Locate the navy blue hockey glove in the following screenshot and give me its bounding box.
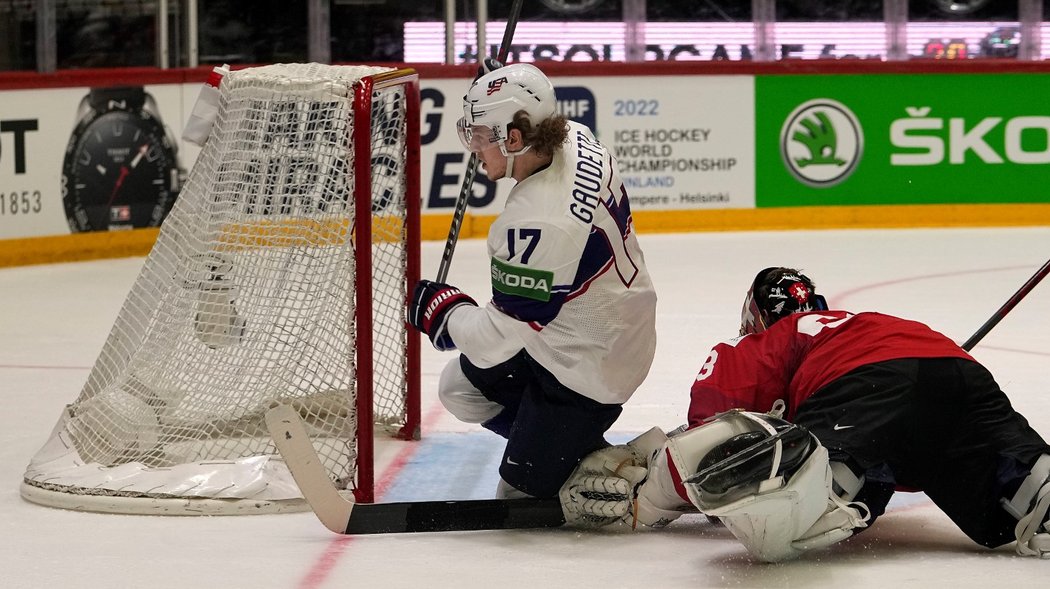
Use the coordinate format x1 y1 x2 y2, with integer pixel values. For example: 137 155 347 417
407 280 477 351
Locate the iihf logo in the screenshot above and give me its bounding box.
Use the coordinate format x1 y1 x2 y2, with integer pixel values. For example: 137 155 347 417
487 77 509 95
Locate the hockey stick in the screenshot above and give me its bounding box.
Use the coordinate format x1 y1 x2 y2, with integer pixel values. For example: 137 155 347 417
961 257 1050 352
435 0 525 282
265 403 565 534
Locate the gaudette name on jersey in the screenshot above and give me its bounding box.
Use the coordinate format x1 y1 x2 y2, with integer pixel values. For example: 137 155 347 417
569 130 606 225
491 257 554 301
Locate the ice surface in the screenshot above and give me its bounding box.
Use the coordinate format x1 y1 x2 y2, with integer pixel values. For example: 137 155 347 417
2 227 1048 588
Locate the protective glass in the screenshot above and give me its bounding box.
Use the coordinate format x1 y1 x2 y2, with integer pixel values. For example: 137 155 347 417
456 118 500 153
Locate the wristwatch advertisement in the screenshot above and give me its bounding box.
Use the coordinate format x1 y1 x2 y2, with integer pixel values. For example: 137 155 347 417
61 86 182 232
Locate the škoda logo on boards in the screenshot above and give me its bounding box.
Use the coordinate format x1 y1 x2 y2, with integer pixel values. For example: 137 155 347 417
780 98 864 188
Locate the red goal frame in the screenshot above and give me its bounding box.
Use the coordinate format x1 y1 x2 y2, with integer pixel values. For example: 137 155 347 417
353 69 422 503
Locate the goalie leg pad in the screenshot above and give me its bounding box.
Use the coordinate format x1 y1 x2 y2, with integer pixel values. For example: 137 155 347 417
631 446 695 528
663 415 761 506
682 411 869 562
790 490 870 554
627 426 671 464
626 417 760 528
702 444 864 562
1004 454 1050 557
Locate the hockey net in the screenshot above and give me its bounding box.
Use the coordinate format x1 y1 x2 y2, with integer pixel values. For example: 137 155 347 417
21 63 420 514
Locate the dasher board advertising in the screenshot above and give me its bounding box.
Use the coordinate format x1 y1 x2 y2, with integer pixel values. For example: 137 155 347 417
757 73 1050 206
420 75 755 216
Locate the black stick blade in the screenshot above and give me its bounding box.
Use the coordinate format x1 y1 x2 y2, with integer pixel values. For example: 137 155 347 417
346 498 565 534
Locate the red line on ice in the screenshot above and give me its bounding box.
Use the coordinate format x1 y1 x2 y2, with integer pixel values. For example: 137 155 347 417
296 401 449 589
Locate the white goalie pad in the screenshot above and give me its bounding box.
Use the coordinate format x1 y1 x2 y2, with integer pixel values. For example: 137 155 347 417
628 416 763 528
581 411 871 543
1004 454 1050 557
701 444 839 562
667 411 868 561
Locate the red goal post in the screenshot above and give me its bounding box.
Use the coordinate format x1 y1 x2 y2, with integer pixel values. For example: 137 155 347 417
352 68 422 502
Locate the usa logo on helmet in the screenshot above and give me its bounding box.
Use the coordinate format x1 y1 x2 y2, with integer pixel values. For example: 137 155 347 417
487 77 509 95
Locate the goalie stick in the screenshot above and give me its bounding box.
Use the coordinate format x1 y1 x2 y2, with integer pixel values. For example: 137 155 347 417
961 256 1050 352
265 403 565 534
436 0 525 282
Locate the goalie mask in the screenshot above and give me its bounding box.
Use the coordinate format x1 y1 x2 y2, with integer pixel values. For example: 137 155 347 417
740 267 828 336
457 63 556 157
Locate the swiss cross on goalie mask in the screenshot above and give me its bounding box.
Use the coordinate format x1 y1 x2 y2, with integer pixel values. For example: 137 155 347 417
769 277 813 316
787 281 811 306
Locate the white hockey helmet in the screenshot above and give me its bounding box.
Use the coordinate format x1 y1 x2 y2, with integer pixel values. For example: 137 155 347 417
457 63 557 156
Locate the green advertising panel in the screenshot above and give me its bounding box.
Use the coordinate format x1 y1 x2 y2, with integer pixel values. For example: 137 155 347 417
756 73 1050 207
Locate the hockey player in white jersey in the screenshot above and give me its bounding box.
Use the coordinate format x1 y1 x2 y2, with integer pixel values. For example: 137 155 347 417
407 62 658 500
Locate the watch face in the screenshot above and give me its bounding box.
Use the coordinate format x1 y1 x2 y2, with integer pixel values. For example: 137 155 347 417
62 107 179 232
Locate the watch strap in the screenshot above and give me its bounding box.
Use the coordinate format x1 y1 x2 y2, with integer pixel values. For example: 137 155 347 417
88 86 146 112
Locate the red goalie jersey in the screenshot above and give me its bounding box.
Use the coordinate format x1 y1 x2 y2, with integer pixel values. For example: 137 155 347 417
687 311 973 427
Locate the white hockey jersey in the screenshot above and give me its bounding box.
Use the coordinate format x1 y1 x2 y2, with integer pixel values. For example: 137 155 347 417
447 121 658 405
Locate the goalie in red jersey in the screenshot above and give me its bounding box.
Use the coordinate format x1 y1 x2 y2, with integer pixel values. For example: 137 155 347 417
558 267 1050 562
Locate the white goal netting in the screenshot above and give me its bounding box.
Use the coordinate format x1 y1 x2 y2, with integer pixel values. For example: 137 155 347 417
21 63 420 515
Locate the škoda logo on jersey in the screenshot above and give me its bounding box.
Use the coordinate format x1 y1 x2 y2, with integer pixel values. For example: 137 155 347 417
487 77 509 95
491 257 553 301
